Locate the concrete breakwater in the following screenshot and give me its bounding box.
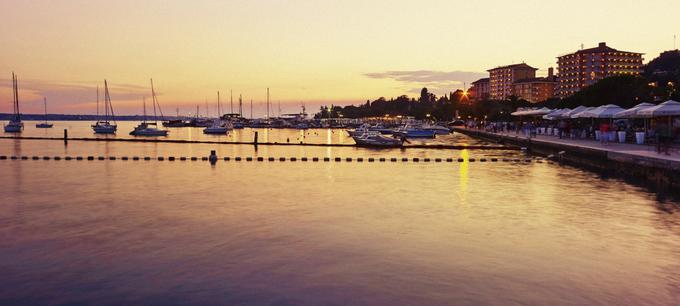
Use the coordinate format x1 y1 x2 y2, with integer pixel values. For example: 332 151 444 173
453 127 680 189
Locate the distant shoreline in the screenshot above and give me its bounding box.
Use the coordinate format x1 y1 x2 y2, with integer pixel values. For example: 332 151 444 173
0 114 186 121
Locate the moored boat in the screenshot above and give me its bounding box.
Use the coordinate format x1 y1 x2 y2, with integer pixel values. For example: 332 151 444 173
352 131 404 147
162 119 187 127
4 73 24 133
393 125 436 138
92 81 118 134
36 97 53 128
421 123 451 135
130 122 168 136
130 79 168 137
203 91 233 134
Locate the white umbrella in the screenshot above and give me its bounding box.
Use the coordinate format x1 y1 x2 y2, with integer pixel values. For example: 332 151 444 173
512 107 552 117
637 100 680 117
543 108 571 120
560 106 587 119
570 107 596 118
613 103 656 118
580 104 625 118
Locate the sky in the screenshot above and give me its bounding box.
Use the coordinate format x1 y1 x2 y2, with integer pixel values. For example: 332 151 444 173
1 0 679 116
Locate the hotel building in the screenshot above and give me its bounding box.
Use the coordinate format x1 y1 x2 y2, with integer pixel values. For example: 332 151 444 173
488 63 537 100
512 68 558 103
468 78 490 101
556 42 643 97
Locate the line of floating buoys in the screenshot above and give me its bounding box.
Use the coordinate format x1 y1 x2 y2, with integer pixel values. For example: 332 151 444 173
0 154 548 164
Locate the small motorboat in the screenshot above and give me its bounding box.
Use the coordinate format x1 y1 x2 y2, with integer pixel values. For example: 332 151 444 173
36 122 54 128
421 124 451 135
203 120 232 134
352 131 404 147
130 122 168 136
393 125 436 138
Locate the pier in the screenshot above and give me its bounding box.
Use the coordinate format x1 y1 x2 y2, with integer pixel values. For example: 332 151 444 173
454 127 680 188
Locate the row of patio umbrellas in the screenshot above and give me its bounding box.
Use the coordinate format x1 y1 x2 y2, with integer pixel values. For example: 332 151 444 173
511 100 680 119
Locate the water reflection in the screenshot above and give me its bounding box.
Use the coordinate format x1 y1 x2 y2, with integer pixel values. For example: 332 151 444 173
458 149 469 206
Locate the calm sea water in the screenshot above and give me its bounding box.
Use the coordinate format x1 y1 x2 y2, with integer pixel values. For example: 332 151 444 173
1 123 679 305
8 121 481 146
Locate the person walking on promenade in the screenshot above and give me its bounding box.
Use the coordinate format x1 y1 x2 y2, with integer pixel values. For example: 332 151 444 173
558 120 566 139
600 122 610 145
655 121 671 155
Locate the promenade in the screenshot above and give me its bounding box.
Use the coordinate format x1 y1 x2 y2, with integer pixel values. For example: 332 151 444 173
477 129 680 163
454 127 680 188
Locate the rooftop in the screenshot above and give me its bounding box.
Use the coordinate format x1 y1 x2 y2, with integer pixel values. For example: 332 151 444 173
514 76 557 84
471 77 490 84
487 63 537 72
558 42 643 58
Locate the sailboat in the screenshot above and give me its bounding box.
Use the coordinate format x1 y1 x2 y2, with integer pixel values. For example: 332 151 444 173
130 79 168 136
204 91 232 134
92 81 118 134
36 97 53 128
4 72 23 133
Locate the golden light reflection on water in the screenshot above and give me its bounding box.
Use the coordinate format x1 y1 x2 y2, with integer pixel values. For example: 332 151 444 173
458 149 469 204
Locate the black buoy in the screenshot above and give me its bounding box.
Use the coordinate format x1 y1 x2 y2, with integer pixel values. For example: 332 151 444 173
209 150 218 164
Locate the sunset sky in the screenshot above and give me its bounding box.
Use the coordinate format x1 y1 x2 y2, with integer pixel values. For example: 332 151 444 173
1 0 679 116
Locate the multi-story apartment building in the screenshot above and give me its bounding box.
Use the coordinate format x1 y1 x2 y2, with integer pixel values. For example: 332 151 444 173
468 77 490 101
488 63 537 100
557 42 643 97
512 68 558 103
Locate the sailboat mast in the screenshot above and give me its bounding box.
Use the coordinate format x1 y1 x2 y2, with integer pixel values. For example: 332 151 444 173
239 94 242 118
217 91 221 118
43 97 47 117
104 80 109 121
12 73 17 118
230 89 233 115
250 99 253 119
149 78 164 122
143 96 147 123
103 80 116 123
152 94 157 124
266 87 270 119
96 85 99 119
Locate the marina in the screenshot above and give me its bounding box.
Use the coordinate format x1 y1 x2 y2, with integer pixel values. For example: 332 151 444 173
3 1 680 305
